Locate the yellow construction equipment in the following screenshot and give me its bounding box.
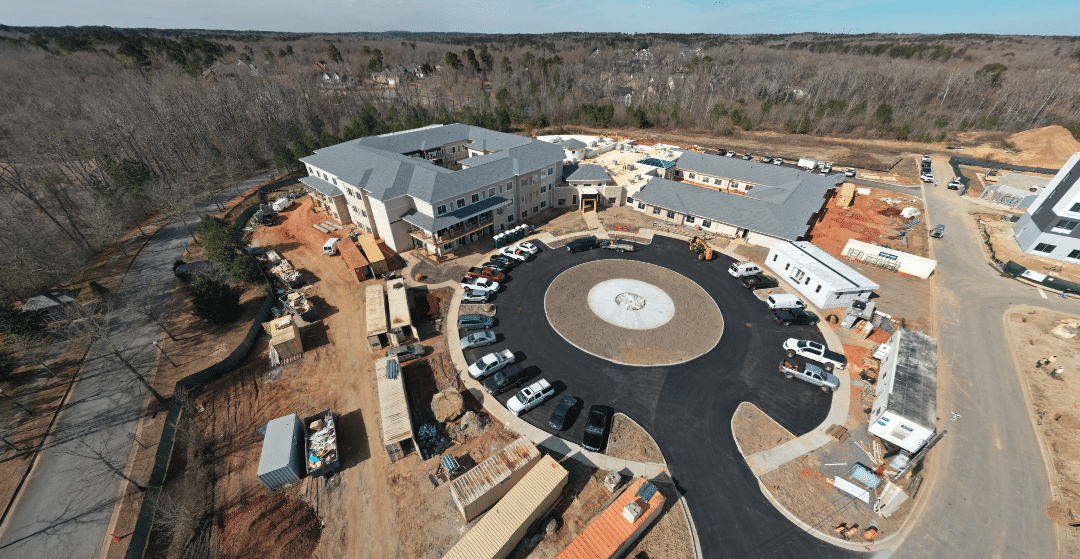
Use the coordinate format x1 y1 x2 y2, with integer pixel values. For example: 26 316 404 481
689 237 714 261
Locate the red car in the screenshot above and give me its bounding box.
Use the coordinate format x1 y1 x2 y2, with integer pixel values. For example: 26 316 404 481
465 267 506 282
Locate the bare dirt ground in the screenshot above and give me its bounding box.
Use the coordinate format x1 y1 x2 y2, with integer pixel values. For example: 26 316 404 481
538 208 591 238
1005 309 1080 557
606 412 663 463
809 186 930 259
975 211 1080 285
732 403 796 457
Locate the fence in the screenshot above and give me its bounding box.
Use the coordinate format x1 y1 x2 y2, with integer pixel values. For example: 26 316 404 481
1002 260 1080 295
125 179 282 559
949 156 1058 176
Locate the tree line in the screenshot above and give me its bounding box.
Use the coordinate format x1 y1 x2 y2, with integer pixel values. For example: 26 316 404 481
1 27 1079 299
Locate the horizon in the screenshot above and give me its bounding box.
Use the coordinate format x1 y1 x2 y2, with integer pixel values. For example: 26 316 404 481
4 0 1077 37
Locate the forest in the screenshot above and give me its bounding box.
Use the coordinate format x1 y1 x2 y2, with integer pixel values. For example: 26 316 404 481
1 25 1080 298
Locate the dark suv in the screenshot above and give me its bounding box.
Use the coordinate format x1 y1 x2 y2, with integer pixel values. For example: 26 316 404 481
740 274 779 290
482 364 529 396
565 236 599 253
582 405 613 452
774 308 820 326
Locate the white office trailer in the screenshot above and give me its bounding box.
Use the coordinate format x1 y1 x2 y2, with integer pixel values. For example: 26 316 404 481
765 241 880 309
868 329 938 454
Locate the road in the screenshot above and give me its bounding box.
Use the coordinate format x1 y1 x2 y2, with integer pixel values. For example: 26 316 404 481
891 159 1059 559
0 171 275 559
467 237 860 559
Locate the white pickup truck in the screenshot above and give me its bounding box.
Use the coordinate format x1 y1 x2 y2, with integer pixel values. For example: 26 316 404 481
468 349 516 379
782 338 847 370
506 379 554 416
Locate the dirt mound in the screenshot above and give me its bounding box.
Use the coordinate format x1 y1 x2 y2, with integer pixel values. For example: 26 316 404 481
431 389 464 422
1007 126 1080 167
219 494 322 559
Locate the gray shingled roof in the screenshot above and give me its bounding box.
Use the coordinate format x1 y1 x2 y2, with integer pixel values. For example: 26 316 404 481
676 150 830 190
559 138 587 149
300 175 344 198
631 176 833 241
564 164 612 183
301 124 563 204
402 196 508 232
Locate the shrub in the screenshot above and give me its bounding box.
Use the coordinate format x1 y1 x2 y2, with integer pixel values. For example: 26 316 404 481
189 274 240 324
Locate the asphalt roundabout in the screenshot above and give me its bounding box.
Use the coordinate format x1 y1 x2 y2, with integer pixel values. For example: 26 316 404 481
544 260 723 366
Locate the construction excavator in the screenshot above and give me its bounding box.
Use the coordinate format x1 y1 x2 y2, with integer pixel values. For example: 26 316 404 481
689 237 714 261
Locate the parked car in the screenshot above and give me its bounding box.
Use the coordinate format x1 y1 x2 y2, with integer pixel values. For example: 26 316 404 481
484 259 512 273
566 236 600 253
930 224 946 238
515 241 540 255
766 293 806 310
385 344 425 363
740 273 779 290
548 396 581 430
461 289 492 304
947 177 963 189
782 338 848 370
506 379 554 416
773 158 784 165
774 308 819 326
460 330 497 350
779 360 840 392
483 364 529 396
845 168 857 177
468 349 516 379
582 405 613 452
461 277 500 293
921 154 932 164
726 150 736 157
920 173 934 183
457 314 494 330
488 254 515 267
761 155 774 164
465 267 506 282
499 246 530 262
742 153 753 160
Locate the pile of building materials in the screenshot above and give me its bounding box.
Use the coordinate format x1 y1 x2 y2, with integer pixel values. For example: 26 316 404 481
304 409 339 478
280 289 318 322
269 257 304 288
449 438 541 521
262 316 303 366
835 183 855 207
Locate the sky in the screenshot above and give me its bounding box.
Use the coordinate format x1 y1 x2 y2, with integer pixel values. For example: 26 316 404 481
4 0 1077 36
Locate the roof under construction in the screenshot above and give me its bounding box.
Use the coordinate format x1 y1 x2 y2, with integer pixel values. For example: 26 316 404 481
556 477 666 559
357 234 385 264
366 283 388 336
375 357 414 446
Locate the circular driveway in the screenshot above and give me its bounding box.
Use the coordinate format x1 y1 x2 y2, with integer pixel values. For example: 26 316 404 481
545 260 723 366
461 235 858 558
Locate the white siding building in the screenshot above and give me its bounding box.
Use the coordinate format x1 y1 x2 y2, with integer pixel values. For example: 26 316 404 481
1012 152 1080 262
765 241 880 309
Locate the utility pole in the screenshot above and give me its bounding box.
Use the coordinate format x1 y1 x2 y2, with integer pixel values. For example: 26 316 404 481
153 341 177 368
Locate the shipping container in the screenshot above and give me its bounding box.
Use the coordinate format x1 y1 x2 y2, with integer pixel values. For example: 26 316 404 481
386 278 413 346
366 283 389 350
256 414 303 490
442 454 568 559
376 357 415 462
357 235 389 276
555 477 666 559
450 438 541 521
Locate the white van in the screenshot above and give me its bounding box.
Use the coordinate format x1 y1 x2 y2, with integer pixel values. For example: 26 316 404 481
272 197 294 212
766 294 806 310
323 238 341 256
728 261 762 278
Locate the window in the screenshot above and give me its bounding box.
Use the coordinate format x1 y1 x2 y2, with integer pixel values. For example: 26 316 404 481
1035 243 1057 253
559 199 566 205
773 254 779 261
489 188 495 196
1071 203 1080 213
332 178 337 185
701 177 710 184
685 215 696 224
608 197 616 204
540 201 547 208
702 220 711 228
815 285 822 293
533 206 539 213
522 210 529 218
1055 219 1079 231
805 277 811 285
498 185 503 193
507 213 515 222
437 205 447 215
540 185 547 193
784 263 790 270
638 202 646 209
547 168 554 176
509 199 514 207
457 198 466 209
506 182 513 190
450 146 456 153
472 193 480 203
688 173 696 179
1070 250 1080 259
666 210 675 219
627 197 634 204
361 210 367 218
652 207 661 215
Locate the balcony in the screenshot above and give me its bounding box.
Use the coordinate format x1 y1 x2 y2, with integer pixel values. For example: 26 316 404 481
409 210 494 245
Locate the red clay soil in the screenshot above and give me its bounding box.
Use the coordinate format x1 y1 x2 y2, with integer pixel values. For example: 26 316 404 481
218 493 322 559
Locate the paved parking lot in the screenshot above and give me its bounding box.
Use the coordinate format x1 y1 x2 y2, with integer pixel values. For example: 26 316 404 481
459 236 860 558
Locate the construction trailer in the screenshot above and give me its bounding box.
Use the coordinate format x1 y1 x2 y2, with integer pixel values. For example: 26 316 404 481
256 414 303 490
386 278 414 346
555 477 667 559
868 329 939 454
365 283 389 350
449 437 542 521
765 241 880 309
262 316 304 366
338 238 370 282
376 357 415 462
357 235 389 276
442 454 569 559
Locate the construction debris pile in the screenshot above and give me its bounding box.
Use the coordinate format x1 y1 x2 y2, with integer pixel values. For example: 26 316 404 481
266 250 304 288
417 423 448 460
306 413 338 474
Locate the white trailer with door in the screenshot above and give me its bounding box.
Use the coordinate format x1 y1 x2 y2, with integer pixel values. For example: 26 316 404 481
868 329 938 454
765 241 880 309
